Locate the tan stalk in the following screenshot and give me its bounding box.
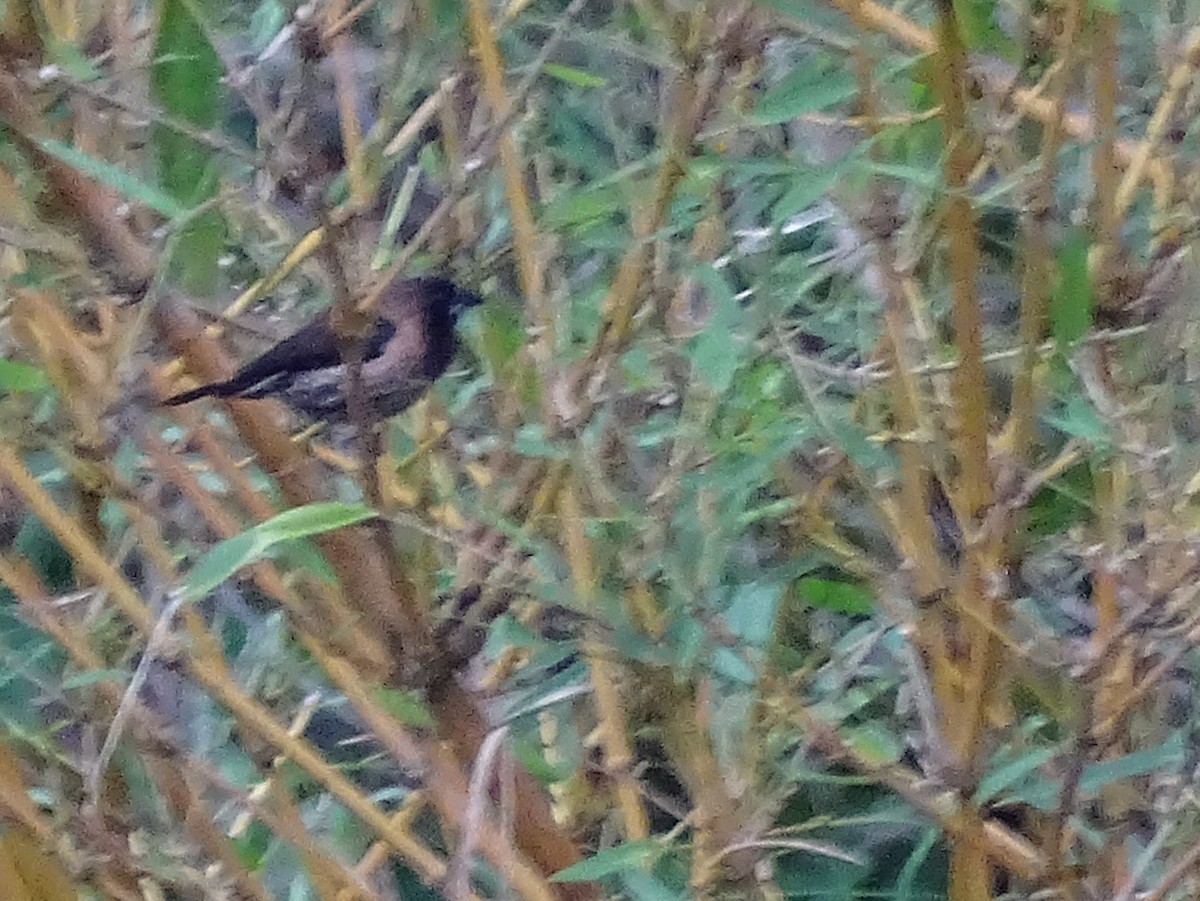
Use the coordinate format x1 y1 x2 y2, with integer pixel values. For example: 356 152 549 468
1086 13 1135 893
0 782 139 901
789 698 1046 880
313 644 577 901
77 439 548 900
1090 10 1121 293
589 4 748 369
927 0 1003 895
649 673 767 896
558 479 651 841
1114 28 1200 222
846 0 949 662
465 0 544 312
137 422 388 670
324 0 368 208
1009 0 1082 455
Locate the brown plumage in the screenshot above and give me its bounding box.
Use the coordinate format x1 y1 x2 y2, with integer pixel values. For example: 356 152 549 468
163 276 481 423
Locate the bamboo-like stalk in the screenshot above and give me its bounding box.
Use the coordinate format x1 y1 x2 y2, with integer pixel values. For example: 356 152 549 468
1091 10 1121 295
325 0 369 209
465 0 544 313
1115 29 1200 222
138 421 389 670
589 4 748 368
558 478 651 842
0 802 139 901
1086 15 1135 893
926 0 1002 896
652 672 765 896
1009 0 1083 455
311 642 567 901
840 2 963 764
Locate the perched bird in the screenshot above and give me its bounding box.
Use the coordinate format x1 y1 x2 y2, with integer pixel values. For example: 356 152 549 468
163 276 481 423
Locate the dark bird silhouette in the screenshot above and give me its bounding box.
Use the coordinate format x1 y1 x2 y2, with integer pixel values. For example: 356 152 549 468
163 276 481 423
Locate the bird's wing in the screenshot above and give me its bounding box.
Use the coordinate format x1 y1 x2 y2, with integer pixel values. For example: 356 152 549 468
218 311 397 397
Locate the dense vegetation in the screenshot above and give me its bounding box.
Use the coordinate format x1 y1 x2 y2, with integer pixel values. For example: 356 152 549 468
1 0 1199 898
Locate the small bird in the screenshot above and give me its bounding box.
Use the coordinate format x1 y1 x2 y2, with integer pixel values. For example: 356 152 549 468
163 275 481 423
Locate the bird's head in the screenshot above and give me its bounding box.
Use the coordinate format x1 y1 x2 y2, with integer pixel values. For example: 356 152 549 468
404 276 483 323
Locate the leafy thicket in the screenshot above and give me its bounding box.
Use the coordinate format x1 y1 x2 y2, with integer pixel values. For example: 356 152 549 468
1 0 1199 899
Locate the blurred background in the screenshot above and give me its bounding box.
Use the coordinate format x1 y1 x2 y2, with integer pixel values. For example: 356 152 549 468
2 0 1200 898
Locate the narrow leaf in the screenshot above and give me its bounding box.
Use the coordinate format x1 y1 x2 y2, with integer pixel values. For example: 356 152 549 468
753 54 857 124
543 63 607 88
551 840 664 882
253 502 376 543
796 578 874 614
182 503 375 601
1051 229 1093 346
35 138 188 219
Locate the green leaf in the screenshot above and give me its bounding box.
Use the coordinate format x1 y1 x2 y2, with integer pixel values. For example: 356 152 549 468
62 669 128 689
1079 732 1184 792
724 582 783 647
772 165 842 222
1051 229 1093 347
372 687 436 729
1044 395 1110 450
712 646 757 684
252 502 377 543
543 184 624 230
687 264 743 393
543 63 607 88
975 747 1057 803
1026 463 1092 535
841 723 903 764
152 0 222 130
513 424 570 460
270 539 338 585
183 531 261 603
247 0 288 52
152 0 226 292
796 578 874 614
953 0 1019 55
473 302 527 373
894 827 942 901
621 868 686 901
752 53 857 124
46 40 104 82
551 840 664 882
0 359 49 393
34 138 188 219
182 503 375 601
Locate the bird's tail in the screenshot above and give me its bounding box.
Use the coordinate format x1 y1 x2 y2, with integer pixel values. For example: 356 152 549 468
162 381 233 406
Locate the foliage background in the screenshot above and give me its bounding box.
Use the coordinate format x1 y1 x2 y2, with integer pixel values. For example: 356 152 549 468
1 0 1200 899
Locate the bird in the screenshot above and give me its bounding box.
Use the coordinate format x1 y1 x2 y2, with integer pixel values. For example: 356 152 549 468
163 275 481 424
